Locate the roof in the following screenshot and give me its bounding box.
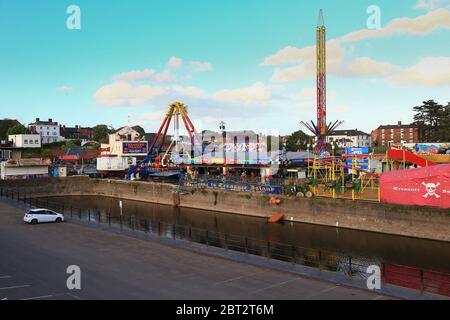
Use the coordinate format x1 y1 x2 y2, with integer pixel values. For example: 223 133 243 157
329 129 370 137
377 123 417 129
29 120 58 126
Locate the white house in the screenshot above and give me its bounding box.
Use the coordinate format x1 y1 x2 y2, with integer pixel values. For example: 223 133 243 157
28 118 65 144
326 129 372 148
100 126 148 157
8 134 41 148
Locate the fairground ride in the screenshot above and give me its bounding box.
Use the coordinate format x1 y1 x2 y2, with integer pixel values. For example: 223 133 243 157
126 102 203 180
301 9 343 155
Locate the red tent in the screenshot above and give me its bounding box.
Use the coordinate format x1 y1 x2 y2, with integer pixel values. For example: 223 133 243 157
380 164 450 208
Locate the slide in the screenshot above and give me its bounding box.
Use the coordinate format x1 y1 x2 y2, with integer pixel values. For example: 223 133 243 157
387 149 436 167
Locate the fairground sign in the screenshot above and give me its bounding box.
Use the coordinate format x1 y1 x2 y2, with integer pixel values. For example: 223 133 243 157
184 181 282 195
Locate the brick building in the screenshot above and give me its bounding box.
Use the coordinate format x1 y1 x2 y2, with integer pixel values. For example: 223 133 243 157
60 125 95 142
371 121 419 147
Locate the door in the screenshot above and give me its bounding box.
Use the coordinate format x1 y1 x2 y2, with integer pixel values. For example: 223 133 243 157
46 210 58 222
34 210 48 223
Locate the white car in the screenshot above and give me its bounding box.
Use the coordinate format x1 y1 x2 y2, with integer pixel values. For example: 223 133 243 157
24 209 65 225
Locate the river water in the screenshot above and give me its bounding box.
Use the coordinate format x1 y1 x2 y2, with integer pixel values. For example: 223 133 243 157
40 195 450 274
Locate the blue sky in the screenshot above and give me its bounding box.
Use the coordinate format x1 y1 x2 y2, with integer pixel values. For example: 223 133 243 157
0 0 449 135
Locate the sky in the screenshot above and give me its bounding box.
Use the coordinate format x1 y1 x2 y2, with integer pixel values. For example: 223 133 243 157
0 0 449 135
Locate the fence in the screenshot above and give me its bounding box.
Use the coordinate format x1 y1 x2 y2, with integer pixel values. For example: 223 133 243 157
1 187 449 297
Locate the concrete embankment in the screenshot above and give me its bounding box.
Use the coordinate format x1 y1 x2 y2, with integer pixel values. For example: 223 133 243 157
1 176 449 242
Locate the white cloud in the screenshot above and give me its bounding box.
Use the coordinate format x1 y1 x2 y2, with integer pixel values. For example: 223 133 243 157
168 56 183 69
212 82 272 104
387 56 450 86
94 82 166 106
346 57 399 77
262 39 345 67
415 0 450 11
264 40 346 82
189 61 213 72
298 87 316 99
113 69 156 81
171 85 208 99
341 8 450 42
55 86 73 93
331 106 350 115
154 69 174 82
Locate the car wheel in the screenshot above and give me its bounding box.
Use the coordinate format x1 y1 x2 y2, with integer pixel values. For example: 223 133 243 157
31 219 38 225
56 217 62 223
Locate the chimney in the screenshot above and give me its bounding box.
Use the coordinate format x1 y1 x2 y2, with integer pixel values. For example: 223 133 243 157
49 118 53 123
36 118 40 122
398 121 402 126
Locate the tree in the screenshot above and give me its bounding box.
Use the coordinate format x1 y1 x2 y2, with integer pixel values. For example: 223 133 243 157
413 100 450 142
6 124 27 136
285 130 312 152
0 119 21 140
64 139 82 149
93 125 112 143
132 125 146 138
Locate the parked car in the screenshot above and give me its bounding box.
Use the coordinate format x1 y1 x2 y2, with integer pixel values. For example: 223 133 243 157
24 209 65 225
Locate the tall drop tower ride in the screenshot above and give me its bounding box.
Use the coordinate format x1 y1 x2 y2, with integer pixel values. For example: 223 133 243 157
302 9 342 155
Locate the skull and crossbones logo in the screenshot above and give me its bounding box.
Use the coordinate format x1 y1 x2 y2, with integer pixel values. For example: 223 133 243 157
422 182 440 198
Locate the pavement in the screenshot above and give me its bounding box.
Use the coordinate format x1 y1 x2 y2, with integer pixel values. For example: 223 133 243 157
0 199 391 300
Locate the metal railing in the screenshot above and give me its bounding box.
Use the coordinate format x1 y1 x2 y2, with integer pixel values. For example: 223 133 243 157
1 187 449 297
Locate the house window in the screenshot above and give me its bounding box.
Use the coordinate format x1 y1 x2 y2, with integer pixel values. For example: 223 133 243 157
24 139 28 144
35 140 39 144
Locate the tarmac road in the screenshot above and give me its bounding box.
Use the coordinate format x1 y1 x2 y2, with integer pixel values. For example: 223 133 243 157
0 200 389 300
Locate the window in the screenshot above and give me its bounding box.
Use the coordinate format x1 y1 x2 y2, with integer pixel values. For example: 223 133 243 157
24 139 28 144
35 140 39 144
29 140 33 144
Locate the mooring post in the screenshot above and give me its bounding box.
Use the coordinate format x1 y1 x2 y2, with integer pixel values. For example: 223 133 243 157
348 256 352 276
224 234 228 250
291 246 295 264
245 237 249 255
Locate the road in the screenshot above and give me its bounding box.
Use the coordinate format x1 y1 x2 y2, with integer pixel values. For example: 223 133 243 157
0 200 389 300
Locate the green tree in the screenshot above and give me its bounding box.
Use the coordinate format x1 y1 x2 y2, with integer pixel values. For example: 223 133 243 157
413 100 450 142
64 139 82 149
6 124 27 136
132 125 146 138
285 130 311 152
0 119 21 140
93 124 112 143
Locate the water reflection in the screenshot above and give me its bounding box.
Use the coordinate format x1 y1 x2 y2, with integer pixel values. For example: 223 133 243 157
41 195 450 273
